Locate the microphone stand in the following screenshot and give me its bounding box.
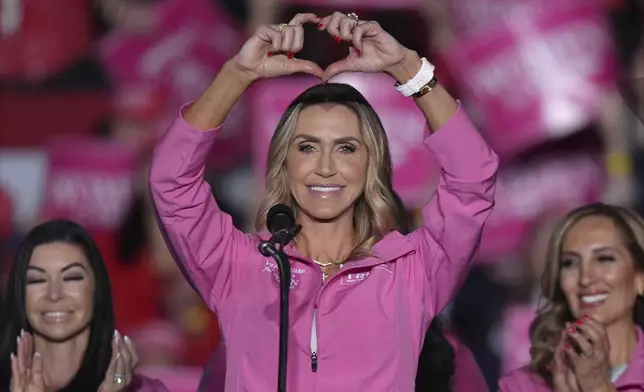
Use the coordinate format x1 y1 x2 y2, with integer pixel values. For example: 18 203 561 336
258 226 300 392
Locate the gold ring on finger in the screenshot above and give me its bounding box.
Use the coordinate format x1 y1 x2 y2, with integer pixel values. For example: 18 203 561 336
275 23 288 33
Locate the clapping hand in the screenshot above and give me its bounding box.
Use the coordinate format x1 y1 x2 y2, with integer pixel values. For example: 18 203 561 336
10 331 44 392
98 330 139 392
564 316 613 392
553 330 580 392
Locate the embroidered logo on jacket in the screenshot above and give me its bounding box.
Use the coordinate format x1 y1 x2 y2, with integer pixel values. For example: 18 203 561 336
261 259 304 289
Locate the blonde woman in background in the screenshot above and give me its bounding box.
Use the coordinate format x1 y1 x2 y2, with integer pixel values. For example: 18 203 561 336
500 203 644 391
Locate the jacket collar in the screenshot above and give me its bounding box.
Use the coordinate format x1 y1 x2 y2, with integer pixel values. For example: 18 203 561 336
258 230 416 267
615 326 644 389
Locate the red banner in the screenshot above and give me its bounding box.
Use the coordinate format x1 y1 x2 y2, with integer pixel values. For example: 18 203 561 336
250 74 440 210
0 0 91 81
40 139 137 231
444 0 616 157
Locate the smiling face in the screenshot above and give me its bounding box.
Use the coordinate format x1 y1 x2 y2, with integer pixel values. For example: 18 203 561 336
559 215 644 325
25 242 95 342
285 103 369 222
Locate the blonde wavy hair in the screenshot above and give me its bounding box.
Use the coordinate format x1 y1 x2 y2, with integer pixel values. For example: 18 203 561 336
529 203 644 385
255 83 403 260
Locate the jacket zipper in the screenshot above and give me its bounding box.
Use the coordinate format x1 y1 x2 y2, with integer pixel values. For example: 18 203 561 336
310 307 318 372
309 262 388 373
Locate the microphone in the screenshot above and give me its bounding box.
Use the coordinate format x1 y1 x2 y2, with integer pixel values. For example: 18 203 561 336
259 204 300 256
256 204 299 392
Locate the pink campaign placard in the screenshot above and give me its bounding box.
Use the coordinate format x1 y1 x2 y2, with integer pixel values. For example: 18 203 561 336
444 1 616 158
98 0 242 105
98 0 248 170
249 73 439 210
478 152 605 262
40 138 138 231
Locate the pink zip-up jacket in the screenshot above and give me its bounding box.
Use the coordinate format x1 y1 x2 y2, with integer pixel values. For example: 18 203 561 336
499 327 644 391
149 103 498 392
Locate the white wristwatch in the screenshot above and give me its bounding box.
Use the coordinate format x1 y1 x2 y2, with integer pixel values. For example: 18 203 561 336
395 57 436 97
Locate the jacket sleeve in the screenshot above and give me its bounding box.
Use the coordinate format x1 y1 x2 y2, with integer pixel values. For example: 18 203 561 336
149 107 256 313
408 104 498 317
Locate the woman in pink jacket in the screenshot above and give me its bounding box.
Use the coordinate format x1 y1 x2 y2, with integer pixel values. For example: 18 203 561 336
499 203 644 391
149 10 498 392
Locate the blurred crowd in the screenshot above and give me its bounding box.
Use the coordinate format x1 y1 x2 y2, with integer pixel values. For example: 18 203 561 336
0 0 643 390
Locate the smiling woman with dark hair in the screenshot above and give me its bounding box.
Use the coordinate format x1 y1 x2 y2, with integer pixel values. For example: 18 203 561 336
0 220 167 392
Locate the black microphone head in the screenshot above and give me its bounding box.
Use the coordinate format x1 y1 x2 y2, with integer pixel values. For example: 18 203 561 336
267 204 295 233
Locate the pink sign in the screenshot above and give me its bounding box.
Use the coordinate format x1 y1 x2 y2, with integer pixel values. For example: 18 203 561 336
40 138 137 231
479 152 605 261
98 0 248 171
249 74 439 210
501 304 538 375
444 0 616 157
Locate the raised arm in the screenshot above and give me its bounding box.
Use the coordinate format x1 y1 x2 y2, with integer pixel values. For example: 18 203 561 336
318 13 499 316
149 17 323 312
391 54 498 317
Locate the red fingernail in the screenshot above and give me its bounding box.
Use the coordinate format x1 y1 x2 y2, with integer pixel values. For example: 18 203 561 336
567 327 575 334
317 23 323 29
267 52 273 57
583 314 589 320
576 319 584 325
287 52 294 58
334 35 341 43
355 47 361 56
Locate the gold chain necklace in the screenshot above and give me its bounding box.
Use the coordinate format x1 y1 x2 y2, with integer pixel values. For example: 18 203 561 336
311 259 345 268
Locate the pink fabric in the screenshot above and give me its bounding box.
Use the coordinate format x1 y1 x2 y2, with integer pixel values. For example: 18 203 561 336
149 101 498 391
132 373 170 391
446 335 489 392
136 366 202 392
501 304 538 375
499 327 644 391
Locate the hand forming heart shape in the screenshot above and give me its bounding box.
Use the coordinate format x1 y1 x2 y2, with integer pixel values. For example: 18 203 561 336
231 12 418 83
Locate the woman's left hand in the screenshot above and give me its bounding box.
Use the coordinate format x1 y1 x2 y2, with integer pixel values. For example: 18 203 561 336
564 316 614 391
98 331 139 392
318 12 418 82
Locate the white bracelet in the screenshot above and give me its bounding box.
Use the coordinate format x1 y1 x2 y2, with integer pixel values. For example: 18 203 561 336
395 57 436 97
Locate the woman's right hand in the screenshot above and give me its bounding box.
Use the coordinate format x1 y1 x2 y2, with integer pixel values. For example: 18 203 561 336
10 331 44 392
231 13 324 81
553 331 580 392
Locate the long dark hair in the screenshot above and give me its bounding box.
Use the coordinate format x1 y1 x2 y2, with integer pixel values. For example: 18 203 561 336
390 193 455 391
0 220 114 391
